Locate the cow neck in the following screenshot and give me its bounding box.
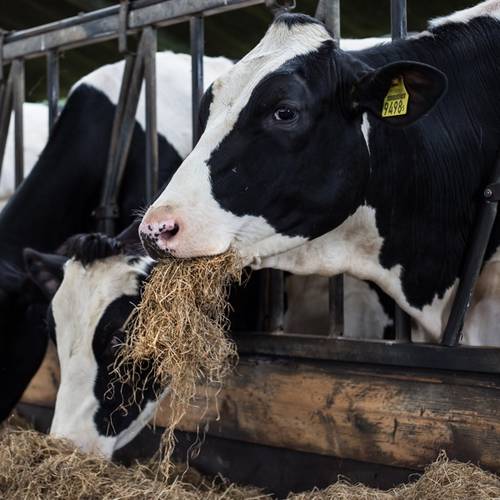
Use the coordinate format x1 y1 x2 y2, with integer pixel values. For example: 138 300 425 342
353 17 500 314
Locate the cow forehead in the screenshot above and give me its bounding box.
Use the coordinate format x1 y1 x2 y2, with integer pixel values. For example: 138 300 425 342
52 256 150 354
208 19 332 123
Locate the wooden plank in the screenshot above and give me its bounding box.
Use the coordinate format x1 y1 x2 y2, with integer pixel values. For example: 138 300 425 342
157 358 500 472
21 341 59 407
20 350 500 472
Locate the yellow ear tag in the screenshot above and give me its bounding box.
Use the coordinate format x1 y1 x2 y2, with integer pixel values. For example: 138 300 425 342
381 77 409 118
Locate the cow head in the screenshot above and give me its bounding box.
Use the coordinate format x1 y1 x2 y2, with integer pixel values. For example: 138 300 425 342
140 14 446 264
25 228 163 458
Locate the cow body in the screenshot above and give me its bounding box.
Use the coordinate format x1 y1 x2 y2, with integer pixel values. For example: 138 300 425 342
142 1 500 345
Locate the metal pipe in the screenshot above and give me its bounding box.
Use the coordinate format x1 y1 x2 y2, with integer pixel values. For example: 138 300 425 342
144 26 159 204
328 275 344 336
12 60 24 188
0 67 15 180
3 0 265 63
390 0 411 342
391 0 407 39
190 15 204 146
442 158 500 346
46 50 60 130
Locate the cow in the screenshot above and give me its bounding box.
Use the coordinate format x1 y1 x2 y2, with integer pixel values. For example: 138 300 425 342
0 52 233 422
140 1 500 346
1 37 396 423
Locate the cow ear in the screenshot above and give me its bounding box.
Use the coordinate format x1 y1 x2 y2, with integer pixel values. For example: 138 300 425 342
116 220 142 250
23 248 68 300
353 61 447 126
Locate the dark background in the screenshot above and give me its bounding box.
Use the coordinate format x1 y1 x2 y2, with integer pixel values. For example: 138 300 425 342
1 0 474 101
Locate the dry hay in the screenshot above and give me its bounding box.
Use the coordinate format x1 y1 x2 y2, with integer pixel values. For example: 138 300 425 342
0 423 265 500
1 420 499 500
288 451 500 500
114 250 242 467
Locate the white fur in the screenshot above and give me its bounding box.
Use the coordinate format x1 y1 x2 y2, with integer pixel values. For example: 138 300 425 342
50 255 156 457
0 103 48 209
75 52 233 159
430 0 500 28
340 37 390 51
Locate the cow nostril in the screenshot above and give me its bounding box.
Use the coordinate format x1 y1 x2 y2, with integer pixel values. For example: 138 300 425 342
160 223 179 241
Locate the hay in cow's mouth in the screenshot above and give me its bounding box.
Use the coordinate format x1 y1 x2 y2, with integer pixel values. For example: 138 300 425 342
113 249 242 470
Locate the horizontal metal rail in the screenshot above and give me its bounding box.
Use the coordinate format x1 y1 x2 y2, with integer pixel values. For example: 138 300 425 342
2 0 265 63
235 333 500 374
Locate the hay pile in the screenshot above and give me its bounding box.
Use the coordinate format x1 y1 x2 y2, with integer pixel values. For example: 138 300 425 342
0 424 265 500
1 422 500 499
288 451 500 499
114 250 242 465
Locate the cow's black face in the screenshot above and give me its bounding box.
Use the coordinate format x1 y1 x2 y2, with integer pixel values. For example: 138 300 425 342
208 43 369 242
140 14 446 264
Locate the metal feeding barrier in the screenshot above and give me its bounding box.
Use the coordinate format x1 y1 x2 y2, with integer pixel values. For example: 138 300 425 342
0 0 499 373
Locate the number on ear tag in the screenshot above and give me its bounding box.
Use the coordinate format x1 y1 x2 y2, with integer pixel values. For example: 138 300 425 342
381 77 409 118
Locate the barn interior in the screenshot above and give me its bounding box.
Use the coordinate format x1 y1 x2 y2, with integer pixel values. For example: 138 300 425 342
2 0 500 498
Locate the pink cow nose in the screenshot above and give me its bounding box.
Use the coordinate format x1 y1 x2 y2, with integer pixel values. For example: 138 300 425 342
139 207 180 256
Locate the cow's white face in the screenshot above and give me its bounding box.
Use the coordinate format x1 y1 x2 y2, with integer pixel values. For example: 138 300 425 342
140 14 446 267
45 237 161 458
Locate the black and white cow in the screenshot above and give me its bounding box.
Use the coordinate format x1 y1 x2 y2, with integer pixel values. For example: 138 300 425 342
24 226 265 456
1 37 395 423
0 52 233 422
140 1 500 345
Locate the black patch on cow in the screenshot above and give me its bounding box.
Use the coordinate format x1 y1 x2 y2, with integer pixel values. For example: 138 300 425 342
0 261 47 421
210 41 368 240
199 84 214 135
60 233 124 266
206 15 500 311
92 294 161 437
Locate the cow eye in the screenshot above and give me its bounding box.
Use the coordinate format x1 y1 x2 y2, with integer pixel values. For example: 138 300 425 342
273 107 297 122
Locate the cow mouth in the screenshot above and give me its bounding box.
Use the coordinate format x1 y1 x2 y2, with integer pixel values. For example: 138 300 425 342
140 237 175 260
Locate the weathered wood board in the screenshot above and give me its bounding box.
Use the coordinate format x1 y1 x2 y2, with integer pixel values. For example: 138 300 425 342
20 349 500 472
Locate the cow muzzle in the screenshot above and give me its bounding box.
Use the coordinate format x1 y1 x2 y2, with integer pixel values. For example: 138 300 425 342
139 206 181 259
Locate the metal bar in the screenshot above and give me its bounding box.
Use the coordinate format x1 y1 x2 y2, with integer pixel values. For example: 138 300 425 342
328 275 344 336
143 26 158 204
96 52 139 234
258 270 284 332
190 15 204 146
390 0 407 40
390 0 411 342
234 333 500 374
3 0 265 63
46 50 60 130
441 160 500 346
12 60 24 188
314 0 340 42
0 67 15 180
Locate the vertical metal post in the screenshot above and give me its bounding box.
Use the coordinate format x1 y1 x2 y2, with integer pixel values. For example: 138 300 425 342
143 27 158 204
190 15 204 146
315 0 341 42
322 0 344 337
0 65 15 179
391 0 407 39
328 275 344 336
12 60 24 188
391 0 411 342
46 50 60 130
